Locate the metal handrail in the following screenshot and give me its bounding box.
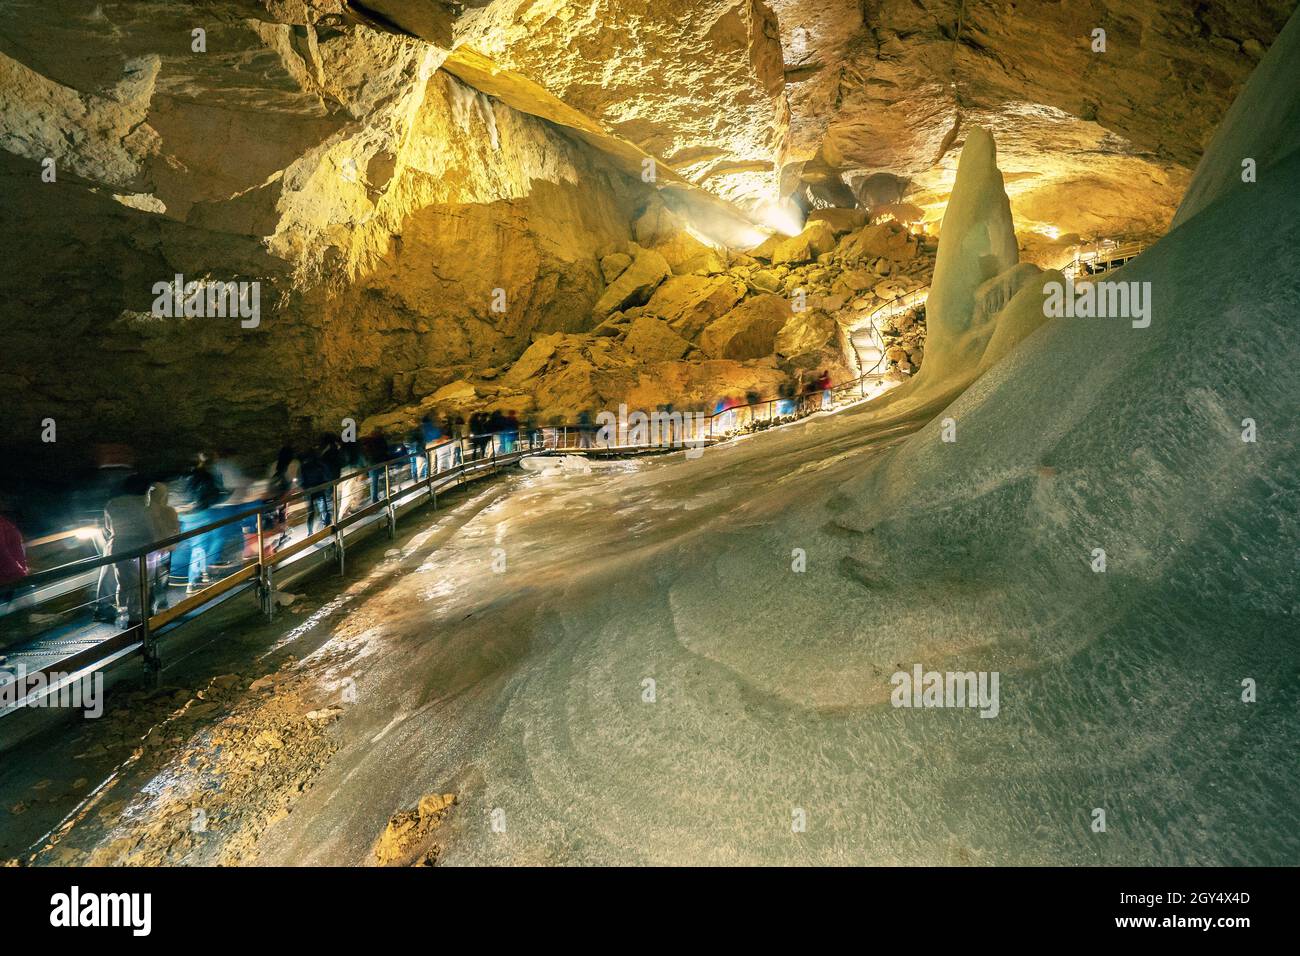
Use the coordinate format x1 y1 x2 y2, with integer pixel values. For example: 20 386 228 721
0 428 679 654
15 437 517 590
14 327 929 598
0 382 890 714
703 286 930 425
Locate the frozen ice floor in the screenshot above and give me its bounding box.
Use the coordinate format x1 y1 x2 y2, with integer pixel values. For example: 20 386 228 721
243 398 1294 865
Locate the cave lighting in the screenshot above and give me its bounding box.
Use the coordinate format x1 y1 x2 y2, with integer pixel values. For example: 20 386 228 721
753 198 804 237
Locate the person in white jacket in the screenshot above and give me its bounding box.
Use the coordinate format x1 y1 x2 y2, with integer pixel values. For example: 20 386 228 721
103 475 155 627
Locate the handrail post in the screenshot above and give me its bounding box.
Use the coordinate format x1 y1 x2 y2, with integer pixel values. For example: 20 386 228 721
427 448 437 506
256 511 270 618
384 462 396 538
139 553 159 679
333 481 345 576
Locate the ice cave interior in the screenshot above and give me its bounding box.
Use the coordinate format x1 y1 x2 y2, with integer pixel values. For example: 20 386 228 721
0 1 1296 865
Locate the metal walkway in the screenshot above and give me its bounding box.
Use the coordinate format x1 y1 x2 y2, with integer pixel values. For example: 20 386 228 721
0 378 892 719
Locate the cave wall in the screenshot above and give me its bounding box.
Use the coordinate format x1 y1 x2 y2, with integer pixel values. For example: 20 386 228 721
0 50 643 475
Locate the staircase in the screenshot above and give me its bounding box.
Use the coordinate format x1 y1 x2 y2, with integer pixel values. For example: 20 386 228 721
846 287 929 375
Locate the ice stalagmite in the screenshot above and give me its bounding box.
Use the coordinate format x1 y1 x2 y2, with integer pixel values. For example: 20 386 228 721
912 126 1019 387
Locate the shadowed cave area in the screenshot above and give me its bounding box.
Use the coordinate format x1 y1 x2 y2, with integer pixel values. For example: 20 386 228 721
0 0 1295 871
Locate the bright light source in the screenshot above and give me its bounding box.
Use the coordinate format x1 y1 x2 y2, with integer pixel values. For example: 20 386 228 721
753 200 804 237
74 527 100 540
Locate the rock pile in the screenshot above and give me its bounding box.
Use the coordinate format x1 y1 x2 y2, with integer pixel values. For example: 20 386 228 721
878 304 928 375
365 201 937 435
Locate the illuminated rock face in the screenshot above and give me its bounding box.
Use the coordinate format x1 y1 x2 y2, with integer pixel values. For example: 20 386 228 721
0 5 645 466
0 0 1293 470
771 0 1295 237
451 0 790 206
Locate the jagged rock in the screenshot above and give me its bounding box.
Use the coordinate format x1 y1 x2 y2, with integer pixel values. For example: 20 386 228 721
749 269 782 293
643 274 746 339
775 309 837 361
656 233 728 275
593 245 671 317
806 207 868 235
837 269 877 294
600 253 631 283
430 380 477 404
623 315 693 362
631 196 726 274
838 222 917 263
771 221 838 265
746 233 783 262
698 294 791 360
873 278 910 300
502 334 563 385
592 312 632 336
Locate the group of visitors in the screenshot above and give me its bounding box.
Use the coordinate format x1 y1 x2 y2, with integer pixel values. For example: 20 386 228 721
2 407 571 633
467 410 530 458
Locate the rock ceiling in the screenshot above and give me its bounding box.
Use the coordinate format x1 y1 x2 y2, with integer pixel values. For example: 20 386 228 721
3 0 1294 245
423 0 1292 236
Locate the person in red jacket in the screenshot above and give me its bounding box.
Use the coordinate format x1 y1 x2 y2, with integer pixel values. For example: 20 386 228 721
0 505 28 586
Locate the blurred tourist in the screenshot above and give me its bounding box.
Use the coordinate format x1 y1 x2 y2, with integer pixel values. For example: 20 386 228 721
0 495 28 587
104 474 154 626
146 482 180 610
185 452 226 595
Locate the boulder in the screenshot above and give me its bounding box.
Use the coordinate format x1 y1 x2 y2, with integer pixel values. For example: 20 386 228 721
632 196 727 274
775 309 837 362
622 315 693 362
838 221 917 263
592 312 632 337
633 196 681 245
771 220 838 265
600 253 631 283
873 278 910 300
653 232 727 275
698 294 792 360
643 274 746 339
838 268 876 293
501 334 562 385
430 379 476 403
806 207 867 235
746 233 783 261
592 245 671 317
